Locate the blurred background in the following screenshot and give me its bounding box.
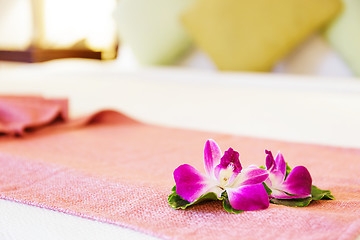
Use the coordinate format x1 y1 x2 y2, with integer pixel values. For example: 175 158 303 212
1 2 360 240
1 0 359 149
0 0 358 77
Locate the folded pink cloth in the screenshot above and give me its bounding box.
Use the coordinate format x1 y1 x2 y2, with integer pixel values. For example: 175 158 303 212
0 96 68 136
0 104 359 239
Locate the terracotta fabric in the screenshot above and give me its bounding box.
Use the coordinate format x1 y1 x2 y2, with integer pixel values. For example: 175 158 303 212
0 99 360 239
0 96 68 136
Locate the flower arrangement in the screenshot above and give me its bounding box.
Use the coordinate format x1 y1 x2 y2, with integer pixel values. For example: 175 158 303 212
168 139 334 213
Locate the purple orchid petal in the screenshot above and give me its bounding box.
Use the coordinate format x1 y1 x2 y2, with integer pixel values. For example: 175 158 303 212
238 167 269 186
266 150 286 182
269 190 294 199
274 152 286 178
174 164 211 203
264 177 272 188
265 149 275 170
226 183 270 211
268 169 286 188
226 171 240 187
214 148 242 179
270 190 311 199
281 166 312 198
204 139 222 177
220 148 242 173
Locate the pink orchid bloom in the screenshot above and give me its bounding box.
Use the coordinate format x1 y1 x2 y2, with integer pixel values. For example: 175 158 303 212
264 150 312 199
173 140 269 211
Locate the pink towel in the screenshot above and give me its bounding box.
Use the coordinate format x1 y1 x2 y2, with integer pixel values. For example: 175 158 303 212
0 96 68 136
0 97 359 239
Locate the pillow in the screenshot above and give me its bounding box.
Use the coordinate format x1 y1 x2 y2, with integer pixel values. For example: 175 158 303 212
115 0 195 65
325 0 360 77
182 0 342 72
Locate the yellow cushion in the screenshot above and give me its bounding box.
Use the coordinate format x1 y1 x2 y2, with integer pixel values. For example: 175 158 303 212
182 0 342 72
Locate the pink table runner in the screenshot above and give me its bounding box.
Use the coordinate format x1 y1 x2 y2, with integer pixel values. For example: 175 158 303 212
1 97 360 239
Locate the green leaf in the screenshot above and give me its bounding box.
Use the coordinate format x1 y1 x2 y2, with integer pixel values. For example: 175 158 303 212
168 185 222 210
269 185 334 207
168 191 192 209
285 162 292 179
262 182 272 195
311 185 335 200
270 197 312 207
222 198 243 214
168 185 245 213
221 192 243 214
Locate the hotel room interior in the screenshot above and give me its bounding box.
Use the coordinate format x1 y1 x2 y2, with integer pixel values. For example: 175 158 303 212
0 0 359 239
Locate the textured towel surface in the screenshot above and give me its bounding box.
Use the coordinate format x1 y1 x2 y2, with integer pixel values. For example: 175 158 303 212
0 96 68 136
0 102 359 239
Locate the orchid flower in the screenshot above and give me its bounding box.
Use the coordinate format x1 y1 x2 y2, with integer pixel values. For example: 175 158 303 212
264 150 312 199
173 139 269 211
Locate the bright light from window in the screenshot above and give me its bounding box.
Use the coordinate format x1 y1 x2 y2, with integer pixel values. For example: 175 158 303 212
42 0 116 51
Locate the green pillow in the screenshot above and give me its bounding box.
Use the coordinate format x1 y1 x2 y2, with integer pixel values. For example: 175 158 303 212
115 0 195 65
182 0 342 72
325 0 360 77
